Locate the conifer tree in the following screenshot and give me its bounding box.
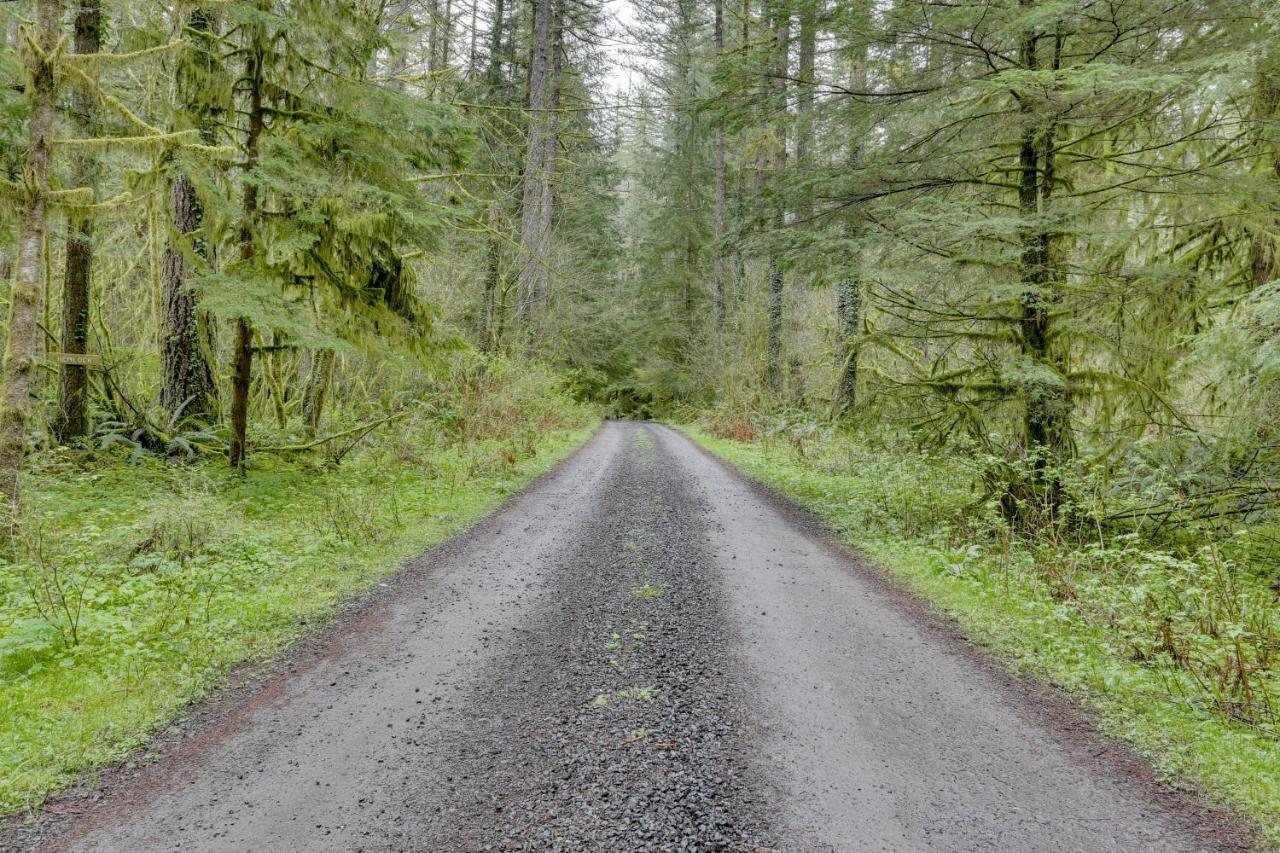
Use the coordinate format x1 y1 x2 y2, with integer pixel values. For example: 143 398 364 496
0 0 60 511
161 5 222 423
202 0 472 467
517 0 565 327
52 0 102 442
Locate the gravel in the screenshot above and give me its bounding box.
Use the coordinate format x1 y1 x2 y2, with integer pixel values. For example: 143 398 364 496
391 426 777 850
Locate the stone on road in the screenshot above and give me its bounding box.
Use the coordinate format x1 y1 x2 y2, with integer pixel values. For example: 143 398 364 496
16 422 1250 852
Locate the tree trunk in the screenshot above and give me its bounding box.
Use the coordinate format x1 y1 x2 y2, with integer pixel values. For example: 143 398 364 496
482 202 503 350
1016 14 1070 512
266 331 288 430
835 24 868 416
162 172 218 422
795 0 815 218
835 271 860 413
487 0 505 88
229 318 253 468
766 257 783 395
303 348 336 436
427 0 440 77
229 18 266 470
441 0 453 70
788 356 805 407
1253 25 1280 287
517 0 561 323
161 8 218 423
0 0 60 514
713 0 728 331
467 0 478 75
537 0 563 290
763 0 788 397
53 0 102 444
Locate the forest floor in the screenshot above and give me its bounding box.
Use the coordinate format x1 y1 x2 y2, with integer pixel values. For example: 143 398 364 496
2 421 1259 852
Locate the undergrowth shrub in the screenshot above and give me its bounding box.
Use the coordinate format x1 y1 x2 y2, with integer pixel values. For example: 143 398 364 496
0 349 595 693
427 352 590 450
313 485 404 544
697 415 1280 741
130 478 241 561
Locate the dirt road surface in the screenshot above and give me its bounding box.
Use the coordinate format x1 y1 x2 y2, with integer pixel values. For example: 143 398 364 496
7 422 1253 852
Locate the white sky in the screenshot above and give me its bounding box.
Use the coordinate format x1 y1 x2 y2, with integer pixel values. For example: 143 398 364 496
601 0 643 99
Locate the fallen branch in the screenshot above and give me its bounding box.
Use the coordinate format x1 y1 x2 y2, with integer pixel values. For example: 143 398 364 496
259 411 408 455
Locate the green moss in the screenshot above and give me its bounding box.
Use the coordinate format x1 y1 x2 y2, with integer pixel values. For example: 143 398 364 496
686 427 1280 845
0 422 598 815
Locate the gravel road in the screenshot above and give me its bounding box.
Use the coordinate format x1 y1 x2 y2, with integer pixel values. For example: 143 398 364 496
8 421 1254 852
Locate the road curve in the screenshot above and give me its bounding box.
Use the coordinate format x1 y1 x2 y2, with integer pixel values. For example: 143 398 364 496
11 421 1251 852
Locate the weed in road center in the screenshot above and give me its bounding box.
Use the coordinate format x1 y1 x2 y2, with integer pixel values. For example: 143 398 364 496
632 583 667 600
585 684 659 707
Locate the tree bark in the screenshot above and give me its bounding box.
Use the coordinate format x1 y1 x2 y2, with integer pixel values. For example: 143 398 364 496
162 171 218 422
763 0 788 397
302 348 336 436
538 0 563 270
229 318 253 468
713 0 728 331
161 8 218 423
1253 24 1280 287
229 15 266 470
482 200 504 350
0 0 60 513
487 0 505 88
427 0 440 77
53 0 102 444
835 19 868 416
766 257 783 394
835 271 860 413
795 0 815 215
518 0 562 323
441 0 453 70
1016 11 1070 511
467 0 478 75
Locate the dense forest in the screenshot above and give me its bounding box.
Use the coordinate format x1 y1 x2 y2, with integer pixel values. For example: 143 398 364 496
2 0 1278 505
1 0 1280 838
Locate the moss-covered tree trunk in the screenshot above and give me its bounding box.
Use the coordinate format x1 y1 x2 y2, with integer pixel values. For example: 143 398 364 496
53 0 101 444
712 0 728 331
518 0 562 324
302 348 336 437
161 8 218 423
835 27 868 417
162 171 218 422
766 258 783 394
835 272 860 413
764 0 788 397
1252 14 1280 288
482 202 503 351
0 0 60 512
1016 11 1070 511
229 19 266 470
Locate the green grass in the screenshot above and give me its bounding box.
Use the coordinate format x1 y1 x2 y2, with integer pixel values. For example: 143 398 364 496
686 427 1280 846
0 419 598 815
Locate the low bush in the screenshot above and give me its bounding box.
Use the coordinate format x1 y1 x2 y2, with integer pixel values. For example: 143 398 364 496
0 355 597 815
689 423 1280 841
